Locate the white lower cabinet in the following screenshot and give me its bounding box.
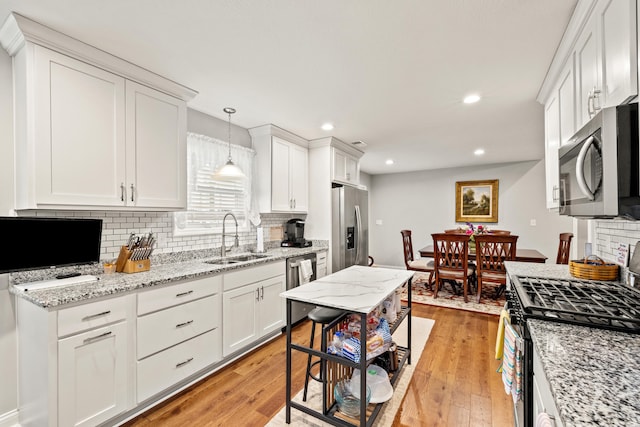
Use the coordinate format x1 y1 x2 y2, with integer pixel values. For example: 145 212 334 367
16 293 135 427
16 258 301 426
137 328 221 402
223 261 286 356
58 321 129 427
533 345 563 427
136 276 223 403
316 251 328 278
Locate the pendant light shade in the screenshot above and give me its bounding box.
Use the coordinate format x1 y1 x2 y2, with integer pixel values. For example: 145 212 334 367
213 107 245 180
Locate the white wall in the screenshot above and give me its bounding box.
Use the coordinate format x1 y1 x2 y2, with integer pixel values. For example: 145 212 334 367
369 160 574 268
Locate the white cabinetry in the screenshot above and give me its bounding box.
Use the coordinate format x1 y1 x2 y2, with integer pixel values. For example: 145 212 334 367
533 345 564 427
271 136 309 212
332 147 360 185
316 251 328 278
250 125 309 213
16 294 135 427
222 261 286 356
573 0 637 129
136 276 222 402
306 137 365 274
538 0 637 210
0 13 195 211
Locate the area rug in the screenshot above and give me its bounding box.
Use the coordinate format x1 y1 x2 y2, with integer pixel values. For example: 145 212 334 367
266 317 434 426
402 272 504 316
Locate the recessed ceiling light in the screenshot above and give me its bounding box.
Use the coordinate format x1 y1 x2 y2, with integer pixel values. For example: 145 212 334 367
385 159 394 165
464 94 481 104
321 123 334 131
474 148 485 156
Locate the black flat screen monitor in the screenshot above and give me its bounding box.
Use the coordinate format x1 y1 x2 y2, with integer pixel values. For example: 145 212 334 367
0 217 103 273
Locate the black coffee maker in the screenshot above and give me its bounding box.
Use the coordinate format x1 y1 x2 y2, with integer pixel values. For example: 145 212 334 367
281 218 312 247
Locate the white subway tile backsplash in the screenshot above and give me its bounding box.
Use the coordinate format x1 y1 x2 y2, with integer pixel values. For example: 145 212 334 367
19 210 304 261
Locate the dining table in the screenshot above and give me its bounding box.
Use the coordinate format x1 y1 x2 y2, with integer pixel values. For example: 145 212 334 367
418 245 547 263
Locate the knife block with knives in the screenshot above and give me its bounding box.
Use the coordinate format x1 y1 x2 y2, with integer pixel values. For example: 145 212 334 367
116 233 154 273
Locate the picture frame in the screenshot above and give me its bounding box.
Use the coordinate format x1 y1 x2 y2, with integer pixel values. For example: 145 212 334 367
455 179 499 223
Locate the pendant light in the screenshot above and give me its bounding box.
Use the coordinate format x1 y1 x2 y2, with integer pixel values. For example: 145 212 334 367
213 107 245 180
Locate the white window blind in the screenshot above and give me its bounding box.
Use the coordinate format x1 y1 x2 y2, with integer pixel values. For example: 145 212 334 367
174 133 257 236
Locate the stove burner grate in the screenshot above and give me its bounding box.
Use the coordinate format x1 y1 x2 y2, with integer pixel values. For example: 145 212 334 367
512 276 640 333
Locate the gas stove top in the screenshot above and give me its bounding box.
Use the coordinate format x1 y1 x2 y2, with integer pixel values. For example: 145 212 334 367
510 276 640 333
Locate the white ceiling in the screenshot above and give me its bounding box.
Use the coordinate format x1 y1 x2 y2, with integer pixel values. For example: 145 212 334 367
0 0 577 175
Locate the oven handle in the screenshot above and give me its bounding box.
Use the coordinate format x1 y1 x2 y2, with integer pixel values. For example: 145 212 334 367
575 135 597 201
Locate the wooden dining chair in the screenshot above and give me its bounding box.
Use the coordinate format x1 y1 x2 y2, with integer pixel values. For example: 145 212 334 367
474 234 518 302
556 233 573 264
489 230 511 235
401 230 435 287
431 233 476 303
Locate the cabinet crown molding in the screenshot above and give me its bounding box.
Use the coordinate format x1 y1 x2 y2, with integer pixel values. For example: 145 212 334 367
536 0 598 103
309 136 365 159
248 123 309 147
0 12 198 102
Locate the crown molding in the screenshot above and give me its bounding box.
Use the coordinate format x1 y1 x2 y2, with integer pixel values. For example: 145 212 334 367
0 12 198 102
309 136 365 158
247 124 309 147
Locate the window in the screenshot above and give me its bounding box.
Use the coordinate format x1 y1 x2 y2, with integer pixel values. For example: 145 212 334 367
174 132 257 236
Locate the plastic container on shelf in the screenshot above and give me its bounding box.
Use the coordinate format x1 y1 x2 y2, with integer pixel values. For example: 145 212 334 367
351 364 393 403
334 379 371 417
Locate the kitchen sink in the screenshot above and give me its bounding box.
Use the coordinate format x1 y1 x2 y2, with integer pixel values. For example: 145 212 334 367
229 254 270 262
205 253 270 266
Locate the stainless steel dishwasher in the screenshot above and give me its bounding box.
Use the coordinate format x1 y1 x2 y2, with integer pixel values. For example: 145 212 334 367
286 252 317 325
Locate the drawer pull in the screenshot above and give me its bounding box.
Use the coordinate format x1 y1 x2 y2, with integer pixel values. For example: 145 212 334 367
82 310 111 320
176 290 194 297
176 357 194 368
176 320 194 328
83 331 112 343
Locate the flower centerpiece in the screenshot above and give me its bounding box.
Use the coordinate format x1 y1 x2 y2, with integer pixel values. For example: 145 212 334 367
463 222 488 251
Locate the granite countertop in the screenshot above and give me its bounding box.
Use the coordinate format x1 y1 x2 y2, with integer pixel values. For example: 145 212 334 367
505 261 640 427
9 244 328 309
528 320 640 426
280 265 413 314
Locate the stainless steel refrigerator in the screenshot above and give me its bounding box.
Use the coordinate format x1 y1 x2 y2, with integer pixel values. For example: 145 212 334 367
332 185 369 271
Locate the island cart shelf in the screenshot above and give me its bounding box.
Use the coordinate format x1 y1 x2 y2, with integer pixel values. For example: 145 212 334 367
281 265 415 427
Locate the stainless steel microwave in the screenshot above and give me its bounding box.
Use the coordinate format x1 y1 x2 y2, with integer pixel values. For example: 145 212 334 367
558 102 638 219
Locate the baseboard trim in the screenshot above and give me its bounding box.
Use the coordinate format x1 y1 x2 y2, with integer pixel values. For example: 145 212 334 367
0 409 19 427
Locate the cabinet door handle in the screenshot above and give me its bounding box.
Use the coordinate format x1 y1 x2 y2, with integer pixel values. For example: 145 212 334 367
176 290 194 297
293 199 296 209
176 357 193 368
83 331 112 344
120 183 125 202
592 88 601 113
130 184 135 202
346 172 351 181
82 310 111 321
176 320 194 328
256 288 260 301
260 285 264 300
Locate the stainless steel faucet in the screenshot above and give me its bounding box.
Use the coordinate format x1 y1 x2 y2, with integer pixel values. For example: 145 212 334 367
221 212 239 257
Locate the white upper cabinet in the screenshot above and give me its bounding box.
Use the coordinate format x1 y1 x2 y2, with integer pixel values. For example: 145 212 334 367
537 0 637 210
0 13 196 211
544 92 561 210
332 147 360 185
250 124 309 213
574 0 637 128
599 0 638 108
125 81 187 209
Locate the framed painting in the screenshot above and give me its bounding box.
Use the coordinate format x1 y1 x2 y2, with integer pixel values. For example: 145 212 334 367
455 179 499 223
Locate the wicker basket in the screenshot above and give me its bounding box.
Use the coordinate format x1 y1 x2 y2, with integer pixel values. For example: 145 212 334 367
569 255 619 281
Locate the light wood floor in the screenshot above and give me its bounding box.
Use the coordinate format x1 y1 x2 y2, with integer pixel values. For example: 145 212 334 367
123 304 513 427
